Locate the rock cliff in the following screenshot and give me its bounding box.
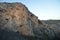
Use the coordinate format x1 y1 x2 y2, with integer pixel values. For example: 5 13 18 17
0 2 60 40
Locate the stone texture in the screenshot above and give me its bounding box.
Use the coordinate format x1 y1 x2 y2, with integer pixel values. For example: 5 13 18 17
0 2 60 40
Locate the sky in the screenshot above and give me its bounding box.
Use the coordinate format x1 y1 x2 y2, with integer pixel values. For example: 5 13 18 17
0 0 60 20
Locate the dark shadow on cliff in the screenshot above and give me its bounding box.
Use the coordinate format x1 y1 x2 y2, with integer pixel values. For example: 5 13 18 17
0 29 60 40
0 29 41 40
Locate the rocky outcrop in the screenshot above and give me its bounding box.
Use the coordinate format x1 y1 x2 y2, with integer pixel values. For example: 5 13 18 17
0 2 60 40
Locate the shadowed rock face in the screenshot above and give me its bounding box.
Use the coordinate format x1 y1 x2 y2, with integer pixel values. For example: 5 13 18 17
0 2 60 40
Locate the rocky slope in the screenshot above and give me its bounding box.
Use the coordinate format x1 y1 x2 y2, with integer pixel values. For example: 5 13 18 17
0 2 60 40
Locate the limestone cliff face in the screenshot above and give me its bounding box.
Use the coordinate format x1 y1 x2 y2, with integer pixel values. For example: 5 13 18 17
0 2 60 40
0 2 40 36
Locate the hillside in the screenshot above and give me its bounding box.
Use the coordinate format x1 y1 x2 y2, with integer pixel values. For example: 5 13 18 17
0 2 60 40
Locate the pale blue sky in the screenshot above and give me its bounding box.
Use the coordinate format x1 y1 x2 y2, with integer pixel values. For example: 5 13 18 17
0 0 60 20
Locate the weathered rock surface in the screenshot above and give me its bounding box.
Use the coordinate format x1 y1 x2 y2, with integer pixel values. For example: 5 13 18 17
0 2 60 40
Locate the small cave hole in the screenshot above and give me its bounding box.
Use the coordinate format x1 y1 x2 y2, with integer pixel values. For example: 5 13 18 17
30 14 34 17
20 25 23 27
5 18 9 21
0 9 3 12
